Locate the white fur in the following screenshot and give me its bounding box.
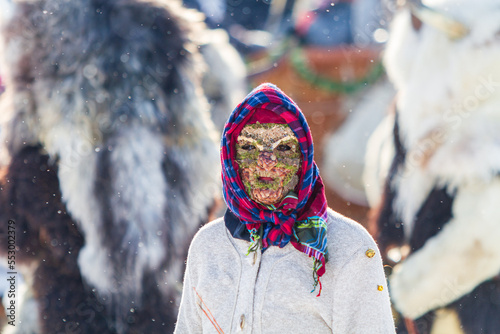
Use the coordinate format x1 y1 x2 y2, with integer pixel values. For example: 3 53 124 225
363 112 395 208
0 0 15 26
196 0 225 23
0 1 32 90
109 124 167 272
323 79 395 206
383 0 500 317
0 2 40 165
2 263 38 334
384 1 500 228
55 131 115 292
198 28 247 130
390 179 500 319
2 284 39 334
74 123 171 297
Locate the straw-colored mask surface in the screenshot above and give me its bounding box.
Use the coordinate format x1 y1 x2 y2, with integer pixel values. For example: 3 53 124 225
236 123 301 205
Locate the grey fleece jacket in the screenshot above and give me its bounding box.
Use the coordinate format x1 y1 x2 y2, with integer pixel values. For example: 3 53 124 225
175 208 396 333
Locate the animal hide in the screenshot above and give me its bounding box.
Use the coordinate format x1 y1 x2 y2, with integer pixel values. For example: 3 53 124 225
197 28 247 130
373 0 500 332
0 0 223 332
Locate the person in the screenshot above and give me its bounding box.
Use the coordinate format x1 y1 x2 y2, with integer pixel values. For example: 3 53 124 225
174 83 395 333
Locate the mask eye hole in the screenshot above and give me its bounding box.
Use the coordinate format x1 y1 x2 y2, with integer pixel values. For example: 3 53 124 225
241 144 255 150
276 144 291 152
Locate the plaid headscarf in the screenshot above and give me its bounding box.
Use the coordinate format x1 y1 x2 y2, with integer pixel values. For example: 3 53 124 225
221 83 328 294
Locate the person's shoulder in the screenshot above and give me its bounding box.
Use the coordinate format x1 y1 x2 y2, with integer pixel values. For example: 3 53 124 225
326 208 378 262
188 217 227 252
193 216 226 240
326 208 374 243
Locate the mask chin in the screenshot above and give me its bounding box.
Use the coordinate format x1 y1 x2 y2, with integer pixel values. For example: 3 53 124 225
251 186 284 206
249 171 299 206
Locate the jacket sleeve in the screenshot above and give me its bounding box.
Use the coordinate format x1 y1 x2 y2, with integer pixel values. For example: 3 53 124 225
174 247 203 333
331 241 396 333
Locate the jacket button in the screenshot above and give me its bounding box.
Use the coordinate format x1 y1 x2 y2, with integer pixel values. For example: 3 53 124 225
240 314 245 329
365 249 376 258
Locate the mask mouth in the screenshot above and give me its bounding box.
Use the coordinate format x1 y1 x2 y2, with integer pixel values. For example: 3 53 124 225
258 176 275 184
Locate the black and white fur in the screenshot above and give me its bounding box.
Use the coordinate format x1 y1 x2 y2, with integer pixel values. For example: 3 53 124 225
0 0 225 332
371 0 500 332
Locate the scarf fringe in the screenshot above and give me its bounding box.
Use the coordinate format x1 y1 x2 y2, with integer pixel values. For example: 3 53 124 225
246 227 262 255
311 258 323 297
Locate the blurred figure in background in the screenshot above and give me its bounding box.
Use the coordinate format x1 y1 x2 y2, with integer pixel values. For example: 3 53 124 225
0 0 245 332
369 0 500 333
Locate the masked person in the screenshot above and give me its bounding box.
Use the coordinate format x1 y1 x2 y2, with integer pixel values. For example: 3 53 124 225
174 83 395 333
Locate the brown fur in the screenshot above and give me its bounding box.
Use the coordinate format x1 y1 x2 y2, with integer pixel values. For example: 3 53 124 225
0 146 113 332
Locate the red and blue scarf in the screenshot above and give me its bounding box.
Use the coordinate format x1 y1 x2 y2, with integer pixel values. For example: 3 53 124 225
221 83 328 294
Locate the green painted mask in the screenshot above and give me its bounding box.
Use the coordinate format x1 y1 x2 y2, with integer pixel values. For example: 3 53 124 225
236 123 302 205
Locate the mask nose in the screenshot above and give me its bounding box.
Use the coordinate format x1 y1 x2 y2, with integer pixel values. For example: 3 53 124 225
257 151 277 170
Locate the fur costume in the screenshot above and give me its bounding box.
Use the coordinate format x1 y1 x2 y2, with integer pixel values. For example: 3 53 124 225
373 0 500 333
197 28 247 130
0 0 225 332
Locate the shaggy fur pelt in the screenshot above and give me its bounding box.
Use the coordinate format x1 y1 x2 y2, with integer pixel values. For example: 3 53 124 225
197 28 247 130
372 1 500 333
0 0 222 332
